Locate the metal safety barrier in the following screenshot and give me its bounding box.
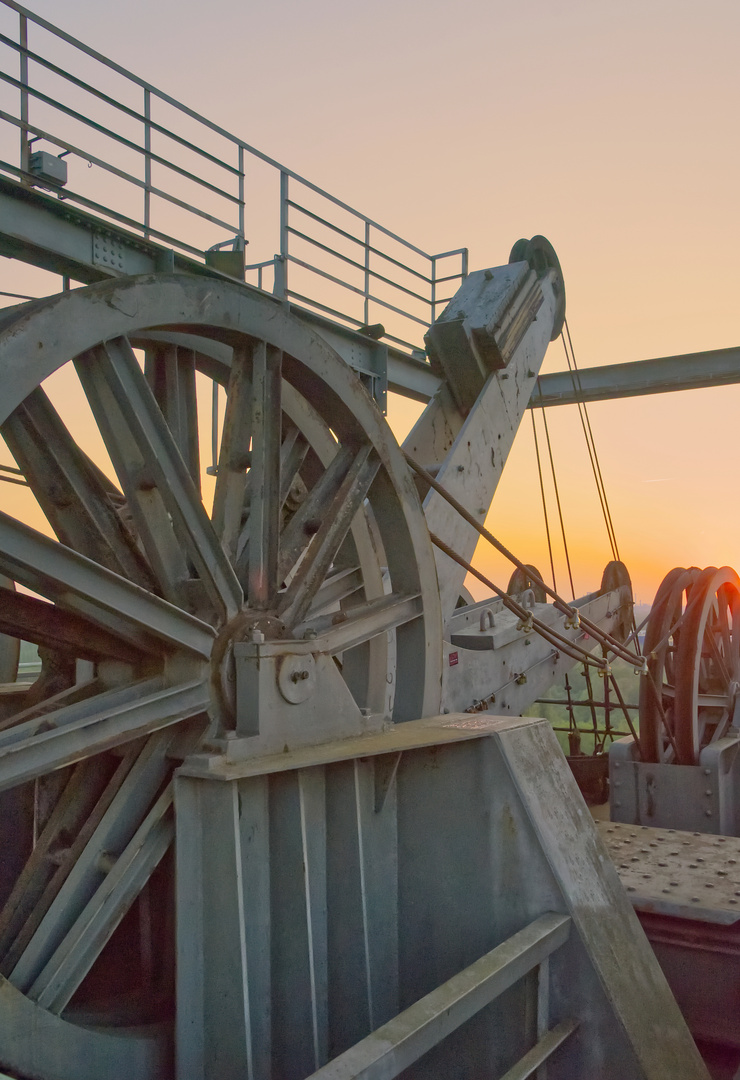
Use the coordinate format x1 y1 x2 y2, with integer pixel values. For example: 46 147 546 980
305 913 577 1080
0 0 467 350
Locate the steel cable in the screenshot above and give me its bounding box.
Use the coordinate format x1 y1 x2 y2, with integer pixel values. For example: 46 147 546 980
530 410 557 591
405 451 645 667
561 319 621 561
537 384 575 598
429 531 609 670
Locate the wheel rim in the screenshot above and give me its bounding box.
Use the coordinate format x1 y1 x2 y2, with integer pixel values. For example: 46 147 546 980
639 566 700 763
599 560 633 643
0 274 442 1079
506 563 547 603
0 575 19 683
508 235 566 339
674 566 740 765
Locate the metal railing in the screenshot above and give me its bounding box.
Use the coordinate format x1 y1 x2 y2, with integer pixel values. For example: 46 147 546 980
305 913 576 1080
0 0 467 352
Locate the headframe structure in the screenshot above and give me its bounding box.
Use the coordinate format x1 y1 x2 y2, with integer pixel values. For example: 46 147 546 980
0 4 735 1078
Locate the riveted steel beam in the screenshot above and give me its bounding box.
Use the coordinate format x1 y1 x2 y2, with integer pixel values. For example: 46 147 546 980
0 175 430 407
531 347 740 407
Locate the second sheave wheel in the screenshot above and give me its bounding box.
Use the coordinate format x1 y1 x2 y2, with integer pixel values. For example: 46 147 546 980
640 565 740 765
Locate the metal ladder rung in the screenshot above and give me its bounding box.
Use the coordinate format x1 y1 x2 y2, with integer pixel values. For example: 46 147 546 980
499 1018 579 1080
305 912 571 1080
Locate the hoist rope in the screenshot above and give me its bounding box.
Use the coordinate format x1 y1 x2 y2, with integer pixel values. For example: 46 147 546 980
582 662 600 747
562 322 643 654
564 673 576 732
561 320 621 561
429 532 610 669
0 463 27 487
608 671 642 754
405 451 644 668
536 380 575 599
530 411 557 591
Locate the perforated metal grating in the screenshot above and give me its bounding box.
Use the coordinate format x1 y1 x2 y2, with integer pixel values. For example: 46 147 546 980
597 820 740 925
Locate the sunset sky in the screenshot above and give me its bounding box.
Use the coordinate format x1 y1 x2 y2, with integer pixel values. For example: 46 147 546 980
2 0 739 607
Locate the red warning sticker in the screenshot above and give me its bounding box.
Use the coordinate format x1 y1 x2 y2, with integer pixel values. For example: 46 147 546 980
449 652 459 667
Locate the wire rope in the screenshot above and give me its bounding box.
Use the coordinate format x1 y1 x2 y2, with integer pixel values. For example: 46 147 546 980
537 388 575 599
429 531 609 669
560 322 619 559
530 409 557 591
405 451 645 668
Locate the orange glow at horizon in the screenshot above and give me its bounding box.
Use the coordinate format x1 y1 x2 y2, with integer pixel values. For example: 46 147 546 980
2 0 739 612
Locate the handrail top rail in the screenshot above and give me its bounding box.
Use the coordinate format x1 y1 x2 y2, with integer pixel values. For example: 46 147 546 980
0 0 455 262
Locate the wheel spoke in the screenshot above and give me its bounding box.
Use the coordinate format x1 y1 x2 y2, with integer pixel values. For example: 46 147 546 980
0 586 144 665
0 676 208 793
674 568 740 764
29 784 174 1015
211 342 252 557
145 344 201 492
705 620 731 687
296 592 422 656
280 426 310 506
278 446 379 628
0 753 133 971
708 707 732 744
0 510 215 658
0 679 100 736
7 732 175 996
2 388 155 590
278 445 361 582
76 338 242 619
308 566 364 617
248 341 282 609
234 424 309 572
719 598 733 667
75 344 190 606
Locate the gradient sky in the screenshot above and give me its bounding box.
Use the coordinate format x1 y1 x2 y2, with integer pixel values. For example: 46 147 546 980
2 0 739 606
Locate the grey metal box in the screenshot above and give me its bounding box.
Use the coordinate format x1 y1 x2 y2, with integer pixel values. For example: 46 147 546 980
29 151 67 186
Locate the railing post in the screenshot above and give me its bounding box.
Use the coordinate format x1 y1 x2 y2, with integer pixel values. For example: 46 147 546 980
430 255 437 325
461 247 469 279
19 14 29 175
208 381 219 476
274 170 289 299
536 957 549 1080
363 220 370 325
237 145 245 247
143 88 151 239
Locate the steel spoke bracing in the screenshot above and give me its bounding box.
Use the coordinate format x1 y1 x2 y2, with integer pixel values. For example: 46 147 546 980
278 445 379 628
76 337 242 619
7 732 175 997
211 342 252 558
0 509 215 658
2 387 155 590
247 341 282 609
144 343 201 492
0 675 208 791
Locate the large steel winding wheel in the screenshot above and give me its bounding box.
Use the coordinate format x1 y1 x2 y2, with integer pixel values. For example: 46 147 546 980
0 274 442 1080
640 566 740 765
